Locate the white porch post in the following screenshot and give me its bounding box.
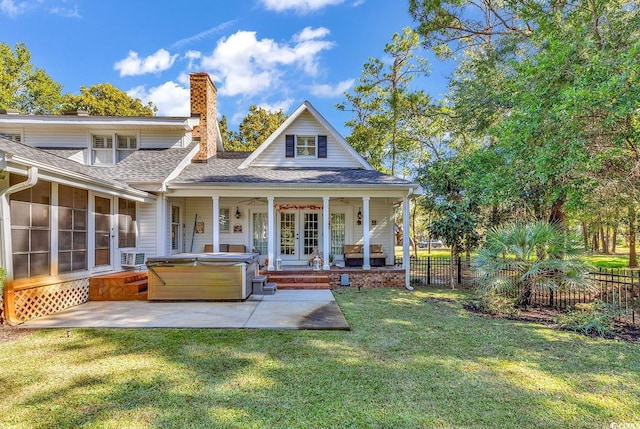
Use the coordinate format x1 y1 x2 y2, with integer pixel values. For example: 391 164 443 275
403 194 412 289
362 196 371 270
156 192 167 255
322 196 330 270
212 196 220 252
267 196 275 271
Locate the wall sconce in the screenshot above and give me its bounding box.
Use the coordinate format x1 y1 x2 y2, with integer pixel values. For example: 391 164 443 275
357 208 362 225
235 206 241 219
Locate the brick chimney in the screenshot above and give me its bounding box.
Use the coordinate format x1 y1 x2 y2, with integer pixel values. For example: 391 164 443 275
190 72 218 161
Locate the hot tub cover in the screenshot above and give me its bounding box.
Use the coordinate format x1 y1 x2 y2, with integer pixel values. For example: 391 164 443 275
146 253 259 266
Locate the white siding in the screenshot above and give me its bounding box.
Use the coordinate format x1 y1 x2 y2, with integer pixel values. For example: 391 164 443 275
22 127 88 148
140 130 191 149
252 111 362 168
137 201 158 258
0 126 190 151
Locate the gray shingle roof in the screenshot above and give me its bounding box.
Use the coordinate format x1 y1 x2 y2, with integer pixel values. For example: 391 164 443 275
171 152 415 187
1 137 197 188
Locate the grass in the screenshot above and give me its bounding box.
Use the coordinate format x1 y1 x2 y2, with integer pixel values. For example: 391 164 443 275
2 288 639 428
397 246 637 269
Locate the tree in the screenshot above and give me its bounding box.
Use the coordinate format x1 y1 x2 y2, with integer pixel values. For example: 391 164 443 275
475 221 593 307
0 42 63 114
222 105 287 152
338 27 432 175
60 83 157 116
428 200 479 289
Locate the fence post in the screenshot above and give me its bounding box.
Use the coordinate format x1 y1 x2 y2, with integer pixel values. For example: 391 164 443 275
427 257 431 285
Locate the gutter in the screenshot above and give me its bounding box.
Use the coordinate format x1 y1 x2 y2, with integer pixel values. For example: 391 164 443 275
403 187 415 291
0 166 38 325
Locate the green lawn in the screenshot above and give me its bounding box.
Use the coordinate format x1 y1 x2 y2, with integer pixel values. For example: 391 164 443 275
1 288 639 428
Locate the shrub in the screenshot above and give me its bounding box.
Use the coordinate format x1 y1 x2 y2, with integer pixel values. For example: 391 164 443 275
556 300 617 337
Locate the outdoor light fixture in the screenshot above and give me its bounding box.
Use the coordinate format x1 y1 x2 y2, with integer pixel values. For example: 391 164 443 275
235 206 241 219
357 208 362 225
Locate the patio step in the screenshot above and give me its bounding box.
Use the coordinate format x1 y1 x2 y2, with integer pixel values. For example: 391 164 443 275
90 272 148 301
266 273 331 290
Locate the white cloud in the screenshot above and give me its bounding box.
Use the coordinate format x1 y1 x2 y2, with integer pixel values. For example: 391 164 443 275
128 81 190 116
114 49 178 77
260 0 345 13
259 99 295 113
310 79 354 98
169 20 237 50
200 27 334 97
0 0 81 18
1 0 27 17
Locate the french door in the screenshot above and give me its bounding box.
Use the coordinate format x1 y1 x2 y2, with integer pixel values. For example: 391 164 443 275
279 210 321 263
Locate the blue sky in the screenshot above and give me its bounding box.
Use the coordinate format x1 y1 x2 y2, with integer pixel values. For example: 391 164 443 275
0 0 454 135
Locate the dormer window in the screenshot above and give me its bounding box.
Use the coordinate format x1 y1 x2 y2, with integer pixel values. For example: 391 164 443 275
92 134 137 165
285 134 327 159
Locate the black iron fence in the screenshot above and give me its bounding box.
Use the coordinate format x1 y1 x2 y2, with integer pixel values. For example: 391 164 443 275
395 256 640 325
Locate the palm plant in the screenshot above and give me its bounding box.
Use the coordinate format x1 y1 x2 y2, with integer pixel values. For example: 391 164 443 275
474 221 593 306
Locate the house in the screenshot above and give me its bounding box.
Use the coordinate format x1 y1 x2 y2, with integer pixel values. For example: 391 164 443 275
0 72 419 324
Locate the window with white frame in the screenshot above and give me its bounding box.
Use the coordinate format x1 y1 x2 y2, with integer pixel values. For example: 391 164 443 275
296 135 316 157
219 208 230 232
0 132 22 143
117 135 137 162
92 135 114 165
92 134 137 165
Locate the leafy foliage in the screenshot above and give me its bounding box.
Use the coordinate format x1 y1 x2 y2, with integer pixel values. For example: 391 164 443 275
0 42 63 114
60 83 157 116
221 105 287 151
338 27 433 175
556 300 618 337
475 221 593 306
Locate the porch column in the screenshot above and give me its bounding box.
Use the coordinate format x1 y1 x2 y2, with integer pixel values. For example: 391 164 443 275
362 196 371 270
403 194 411 289
322 196 330 270
212 196 220 252
156 192 167 255
267 196 275 271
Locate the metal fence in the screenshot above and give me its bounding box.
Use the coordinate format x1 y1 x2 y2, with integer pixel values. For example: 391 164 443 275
395 256 640 325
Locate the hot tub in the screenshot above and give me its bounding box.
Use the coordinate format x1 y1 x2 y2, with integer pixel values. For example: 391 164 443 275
146 253 259 300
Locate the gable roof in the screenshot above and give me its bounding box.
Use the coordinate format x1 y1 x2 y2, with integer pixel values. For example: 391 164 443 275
238 101 372 170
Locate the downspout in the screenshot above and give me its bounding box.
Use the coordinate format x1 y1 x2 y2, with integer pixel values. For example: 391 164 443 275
403 187 414 291
0 166 39 325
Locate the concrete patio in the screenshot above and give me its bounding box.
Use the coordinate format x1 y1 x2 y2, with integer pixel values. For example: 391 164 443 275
19 290 350 330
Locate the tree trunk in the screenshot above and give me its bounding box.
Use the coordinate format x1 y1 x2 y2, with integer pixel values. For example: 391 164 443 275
548 196 566 226
629 206 637 268
600 225 608 254
592 231 600 252
612 224 618 254
581 221 589 251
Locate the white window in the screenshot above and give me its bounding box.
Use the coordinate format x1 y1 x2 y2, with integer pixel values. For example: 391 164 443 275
219 208 230 232
117 135 137 162
92 135 113 165
296 135 316 158
0 132 22 143
91 134 137 165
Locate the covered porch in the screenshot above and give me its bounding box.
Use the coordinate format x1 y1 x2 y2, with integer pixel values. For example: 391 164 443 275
162 189 414 287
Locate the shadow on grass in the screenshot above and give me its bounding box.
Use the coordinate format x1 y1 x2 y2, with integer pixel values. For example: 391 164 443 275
1 287 639 428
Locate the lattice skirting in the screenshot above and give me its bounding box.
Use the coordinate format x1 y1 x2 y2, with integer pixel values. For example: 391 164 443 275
14 279 89 322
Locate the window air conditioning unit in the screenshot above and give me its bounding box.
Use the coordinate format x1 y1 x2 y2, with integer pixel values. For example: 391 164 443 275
121 251 145 268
